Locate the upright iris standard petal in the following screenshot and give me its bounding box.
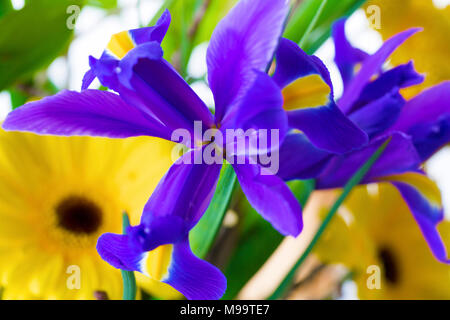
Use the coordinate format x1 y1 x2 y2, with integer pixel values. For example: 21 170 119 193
128 9 171 45
391 81 450 161
339 28 421 112
377 173 450 263
273 38 368 153
350 62 424 111
232 161 303 237
2 89 171 139
223 71 288 156
316 133 421 189
332 18 369 89
207 0 289 123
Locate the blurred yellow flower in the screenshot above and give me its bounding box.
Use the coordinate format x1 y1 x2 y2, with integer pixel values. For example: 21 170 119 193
0 129 180 299
315 183 450 299
364 0 450 98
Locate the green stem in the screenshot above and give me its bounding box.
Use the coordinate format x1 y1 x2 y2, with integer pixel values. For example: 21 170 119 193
121 212 137 300
298 0 328 48
268 138 391 300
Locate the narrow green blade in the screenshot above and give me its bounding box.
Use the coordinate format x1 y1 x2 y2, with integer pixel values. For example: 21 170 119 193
121 212 137 300
285 0 367 53
190 163 237 258
222 179 315 299
269 137 391 300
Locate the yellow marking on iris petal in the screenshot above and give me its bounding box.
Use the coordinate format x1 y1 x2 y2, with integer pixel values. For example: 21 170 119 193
143 244 174 281
377 172 442 207
282 74 331 111
106 31 135 59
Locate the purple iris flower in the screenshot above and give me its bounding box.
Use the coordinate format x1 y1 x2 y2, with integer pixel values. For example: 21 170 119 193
276 18 450 264
2 0 361 299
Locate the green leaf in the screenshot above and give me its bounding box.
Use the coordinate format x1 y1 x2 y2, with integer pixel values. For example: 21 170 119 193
8 88 27 109
0 0 12 18
285 0 367 53
268 137 391 300
0 0 82 91
121 212 137 300
151 0 236 73
87 0 117 10
222 179 315 299
190 163 237 258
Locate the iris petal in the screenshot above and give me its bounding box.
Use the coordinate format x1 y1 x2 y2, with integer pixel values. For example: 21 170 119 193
97 234 226 300
379 173 450 263
223 71 288 156
391 81 450 161
135 148 222 251
233 160 303 237
272 38 368 153
163 238 227 300
316 132 420 189
287 103 368 154
277 132 331 181
339 28 421 113
348 89 405 138
332 18 369 89
2 89 171 140
207 0 289 123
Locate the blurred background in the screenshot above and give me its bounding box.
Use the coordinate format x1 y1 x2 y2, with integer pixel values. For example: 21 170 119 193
0 0 449 299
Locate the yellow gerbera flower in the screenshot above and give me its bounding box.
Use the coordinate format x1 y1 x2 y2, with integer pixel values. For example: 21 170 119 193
364 0 450 98
0 129 180 299
315 184 450 299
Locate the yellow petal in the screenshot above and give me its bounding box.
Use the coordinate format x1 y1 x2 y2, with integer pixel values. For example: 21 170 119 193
365 0 450 99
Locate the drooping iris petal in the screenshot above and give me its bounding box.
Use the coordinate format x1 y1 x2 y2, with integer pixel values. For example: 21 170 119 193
391 81 450 161
332 18 369 89
276 132 331 181
163 238 227 300
339 28 421 113
207 0 289 123
97 147 226 300
273 38 368 153
97 233 145 272
96 235 226 300
348 89 405 138
223 71 287 156
378 172 450 263
232 160 303 237
316 132 421 189
2 89 171 139
133 148 222 251
82 9 171 89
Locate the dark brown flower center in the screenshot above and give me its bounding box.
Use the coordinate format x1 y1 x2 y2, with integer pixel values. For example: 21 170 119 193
56 196 102 234
378 247 399 284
